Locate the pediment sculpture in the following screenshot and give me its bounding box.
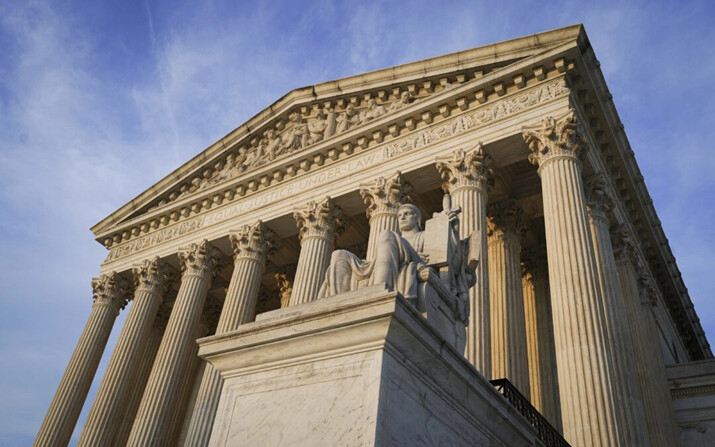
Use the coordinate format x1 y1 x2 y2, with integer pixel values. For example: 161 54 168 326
319 194 480 351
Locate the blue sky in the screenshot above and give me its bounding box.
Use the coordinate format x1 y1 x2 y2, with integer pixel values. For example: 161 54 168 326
1 0 713 445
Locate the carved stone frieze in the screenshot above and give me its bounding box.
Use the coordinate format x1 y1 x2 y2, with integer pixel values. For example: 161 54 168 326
91 272 132 312
132 257 177 296
384 80 568 159
228 221 278 264
293 197 345 242
177 239 225 280
103 78 569 264
359 171 413 220
522 109 584 170
435 142 494 193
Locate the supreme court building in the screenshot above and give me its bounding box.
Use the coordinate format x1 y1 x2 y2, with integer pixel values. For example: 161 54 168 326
34 25 715 447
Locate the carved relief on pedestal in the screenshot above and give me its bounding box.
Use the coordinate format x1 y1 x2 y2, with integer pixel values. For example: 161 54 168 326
91 272 132 314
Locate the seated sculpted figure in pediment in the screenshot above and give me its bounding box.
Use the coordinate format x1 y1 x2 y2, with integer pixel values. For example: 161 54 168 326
319 197 479 330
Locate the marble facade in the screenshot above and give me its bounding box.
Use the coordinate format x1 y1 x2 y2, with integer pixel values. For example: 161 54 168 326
34 25 713 447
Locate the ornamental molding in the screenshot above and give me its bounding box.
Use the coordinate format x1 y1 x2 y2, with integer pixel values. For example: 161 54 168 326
91 272 132 313
359 171 413 220
178 239 225 280
522 108 584 172
435 142 494 193
293 196 345 242
228 221 278 263
102 77 569 263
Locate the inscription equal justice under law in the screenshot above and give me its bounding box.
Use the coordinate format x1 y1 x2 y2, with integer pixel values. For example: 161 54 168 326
104 79 568 264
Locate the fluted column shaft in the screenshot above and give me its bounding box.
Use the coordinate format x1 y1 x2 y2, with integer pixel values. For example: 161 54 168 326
612 230 681 447
168 322 211 446
436 144 492 376
361 172 411 261
77 258 173 447
126 240 222 447
290 197 343 305
586 187 649 447
184 222 276 447
523 110 623 447
522 255 561 430
487 202 529 395
113 327 162 447
33 273 129 447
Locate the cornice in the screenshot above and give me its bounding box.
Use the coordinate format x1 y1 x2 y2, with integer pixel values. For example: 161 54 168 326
569 47 711 360
92 29 583 240
100 73 571 265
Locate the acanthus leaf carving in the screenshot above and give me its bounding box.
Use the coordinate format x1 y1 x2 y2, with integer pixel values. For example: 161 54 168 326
132 256 178 297
435 142 494 193
359 171 413 220
177 239 225 280
487 200 525 243
91 271 132 313
522 109 584 168
293 196 345 242
228 220 278 264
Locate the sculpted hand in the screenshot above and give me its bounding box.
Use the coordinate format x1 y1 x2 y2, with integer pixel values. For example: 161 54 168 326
419 252 430 263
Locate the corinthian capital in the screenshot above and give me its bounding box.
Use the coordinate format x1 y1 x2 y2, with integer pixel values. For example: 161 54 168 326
522 109 584 168
293 196 345 242
178 239 224 280
487 200 525 242
359 171 413 220
132 257 177 296
586 174 612 222
91 272 131 313
229 220 278 264
435 142 494 193
610 224 637 265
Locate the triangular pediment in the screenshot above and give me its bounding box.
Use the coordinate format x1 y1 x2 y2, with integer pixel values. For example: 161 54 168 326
92 24 586 245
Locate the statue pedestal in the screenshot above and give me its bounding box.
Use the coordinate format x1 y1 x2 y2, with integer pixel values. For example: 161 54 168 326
199 285 543 447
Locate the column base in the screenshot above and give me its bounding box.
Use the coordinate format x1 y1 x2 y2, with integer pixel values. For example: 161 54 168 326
199 285 544 447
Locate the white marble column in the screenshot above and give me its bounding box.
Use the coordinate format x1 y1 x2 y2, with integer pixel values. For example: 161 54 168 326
77 258 175 447
168 308 215 446
586 176 649 446
289 197 344 306
522 110 623 447
521 249 561 429
360 171 412 261
487 200 530 395
33 272 130 447
436 143 492 376
183 221 276 447
126 240 223 447
612 227 681 447
112 322 163 447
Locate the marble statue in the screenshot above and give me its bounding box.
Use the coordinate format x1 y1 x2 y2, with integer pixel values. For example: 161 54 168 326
336 104 361 133
362 98 387 121
319 196 478 325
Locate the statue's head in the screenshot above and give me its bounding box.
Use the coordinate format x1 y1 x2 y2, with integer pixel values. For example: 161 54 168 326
397 203 422 231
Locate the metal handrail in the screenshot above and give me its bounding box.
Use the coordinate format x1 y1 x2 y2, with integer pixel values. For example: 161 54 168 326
490 378 571 447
